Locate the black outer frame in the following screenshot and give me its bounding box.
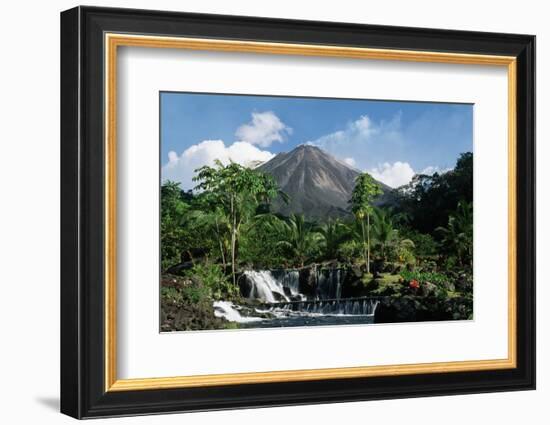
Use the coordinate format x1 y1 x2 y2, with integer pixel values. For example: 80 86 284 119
60 6 535 419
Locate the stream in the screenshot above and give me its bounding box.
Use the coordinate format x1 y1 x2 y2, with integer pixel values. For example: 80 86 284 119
213 269 379 328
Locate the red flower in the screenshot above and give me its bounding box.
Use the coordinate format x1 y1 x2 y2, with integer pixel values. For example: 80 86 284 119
409 279 420 289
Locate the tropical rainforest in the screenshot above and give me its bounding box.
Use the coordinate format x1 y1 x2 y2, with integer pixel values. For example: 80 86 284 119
160 150 473 331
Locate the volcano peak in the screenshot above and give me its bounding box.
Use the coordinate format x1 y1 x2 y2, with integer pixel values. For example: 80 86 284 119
258 145 390 219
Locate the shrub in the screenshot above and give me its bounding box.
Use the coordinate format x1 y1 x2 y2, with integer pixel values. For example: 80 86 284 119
161 286 184 305
400 270 450 286
395 245 416 266
402 230 438 256
161 283 211 305
337 240 361 264
418 259 438 272
188 263 238 300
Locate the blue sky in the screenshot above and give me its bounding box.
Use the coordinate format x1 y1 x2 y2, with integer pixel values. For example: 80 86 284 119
161 92 473 190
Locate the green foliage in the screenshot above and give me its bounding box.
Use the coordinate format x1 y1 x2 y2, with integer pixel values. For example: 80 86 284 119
160 286 185 305
188 200 230 268
160 181 196 271
399 229 438 257
370 208 415 263
193 160 281 209
417 258 438 272
436 201 473 267
193 160 282 285
318 218 348 260
395 245 416 266
160 263 236 316
160 150 473 323
160 181 187 270
160 283 210 305
337 240 362 264
267 214 322 267
239 213 289 268
350 173 383 217
400 270 450 286
393 152 473 233
187 263 238 300
161 181 227 271
350 173 383 272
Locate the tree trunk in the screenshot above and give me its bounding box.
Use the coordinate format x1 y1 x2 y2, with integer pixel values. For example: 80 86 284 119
230 196 237 287
361 219 368 273
367 213 370 274
231 231 236 286
215 217 226 269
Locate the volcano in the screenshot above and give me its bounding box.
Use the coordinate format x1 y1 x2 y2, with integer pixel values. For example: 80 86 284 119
257 145 393 219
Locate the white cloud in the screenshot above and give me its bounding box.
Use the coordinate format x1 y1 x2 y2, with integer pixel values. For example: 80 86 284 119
420 165 452 175
235 111 292 147
419 165 439 175
311 113 404 170
342 157 356 167
162 140 275 190
313 115 377 147
368 162 450 188
369 162 416 188
309 113 452 187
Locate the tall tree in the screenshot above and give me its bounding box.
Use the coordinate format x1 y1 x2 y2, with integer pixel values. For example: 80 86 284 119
393 152 473 233
193 160 280 286
350 173 382 273
188 200 229 269
160 181 218 271
160 181 191 271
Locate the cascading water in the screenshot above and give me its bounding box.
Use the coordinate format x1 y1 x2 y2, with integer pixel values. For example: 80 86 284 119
243 270 291 303
267 298 379 316
219 269 379 327
213 301 263 323
273 270 302 300
243 268 344 303
315 268 343 300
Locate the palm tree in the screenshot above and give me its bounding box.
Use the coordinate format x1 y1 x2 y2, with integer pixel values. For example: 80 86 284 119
350 173 383 273
318 218 347 260
436 201 473 267
371 209 415 263
269 214 321 267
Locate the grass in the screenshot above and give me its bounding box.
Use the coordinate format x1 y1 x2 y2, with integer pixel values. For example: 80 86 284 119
376 273 402 284
360 273 404 295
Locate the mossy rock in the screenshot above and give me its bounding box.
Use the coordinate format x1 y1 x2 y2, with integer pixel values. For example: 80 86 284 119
160 291 232 332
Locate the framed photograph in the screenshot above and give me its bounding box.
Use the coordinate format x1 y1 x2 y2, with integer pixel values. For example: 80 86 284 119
60 6 535 419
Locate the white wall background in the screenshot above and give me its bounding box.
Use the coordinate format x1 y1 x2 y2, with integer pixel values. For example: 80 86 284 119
0 0 545 423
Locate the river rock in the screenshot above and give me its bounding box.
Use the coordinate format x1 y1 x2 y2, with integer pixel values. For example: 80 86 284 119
420 282 438 297
375 296 419 323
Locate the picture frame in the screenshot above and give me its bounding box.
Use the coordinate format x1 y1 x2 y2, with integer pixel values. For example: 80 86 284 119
60 5 535 419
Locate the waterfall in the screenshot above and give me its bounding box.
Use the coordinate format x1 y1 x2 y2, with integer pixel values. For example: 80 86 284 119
277 270 301 298
265 299 379 316
315 268 343 300
243 268 346 303
243 270 291 303
213 301 263 323
239 269 380 323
